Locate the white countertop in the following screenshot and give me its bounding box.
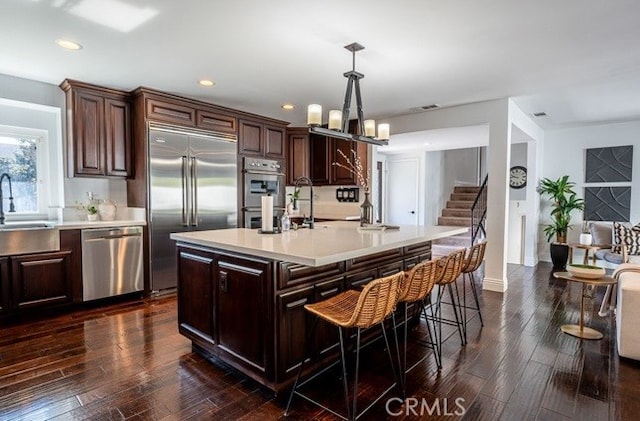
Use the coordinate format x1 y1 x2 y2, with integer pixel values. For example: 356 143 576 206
170 221 468 267
54 219 147 229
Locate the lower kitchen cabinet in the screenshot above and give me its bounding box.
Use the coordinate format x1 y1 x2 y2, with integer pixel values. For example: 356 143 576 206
177 248 216 346
0 257 9 314
177 245 273 380
276 285 315 379
11 250 73 310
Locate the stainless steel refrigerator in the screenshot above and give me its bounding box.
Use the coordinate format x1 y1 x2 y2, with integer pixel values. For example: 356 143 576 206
148 124 237 291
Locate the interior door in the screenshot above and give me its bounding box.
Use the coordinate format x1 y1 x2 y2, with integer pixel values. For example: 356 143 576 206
149 128 189 291
387 158 419 225
189 134 238 230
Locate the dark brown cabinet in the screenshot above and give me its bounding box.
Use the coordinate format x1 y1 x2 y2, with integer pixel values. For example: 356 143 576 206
0 257 8 314
177 245 273 380
61 79 132 178
217 254 272 376
276 285 315 380
287 126 369 186
177 248 216 346
286 127 310 185
11 250 72 310
239 119 286 159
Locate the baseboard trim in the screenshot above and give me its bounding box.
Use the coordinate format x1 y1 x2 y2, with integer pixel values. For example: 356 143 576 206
524 256 538 267
482 276 507 292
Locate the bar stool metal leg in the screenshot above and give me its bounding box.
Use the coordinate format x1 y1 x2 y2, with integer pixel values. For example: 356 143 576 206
285 316 320 416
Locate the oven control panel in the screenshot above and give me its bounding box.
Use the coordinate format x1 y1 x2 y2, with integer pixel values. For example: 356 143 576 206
243 157 282 172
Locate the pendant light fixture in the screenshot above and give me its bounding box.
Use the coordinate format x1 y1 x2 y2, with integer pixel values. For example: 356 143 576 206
307 42 390 146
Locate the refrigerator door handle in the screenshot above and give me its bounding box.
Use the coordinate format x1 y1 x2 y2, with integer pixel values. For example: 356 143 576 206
190 157 198 227
181 156 189 226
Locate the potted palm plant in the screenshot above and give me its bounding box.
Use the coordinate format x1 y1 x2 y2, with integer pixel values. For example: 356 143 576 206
538 175 585 268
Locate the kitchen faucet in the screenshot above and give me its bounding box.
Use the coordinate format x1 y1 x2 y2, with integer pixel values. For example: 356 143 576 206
0 173 16 225
294 176 314 229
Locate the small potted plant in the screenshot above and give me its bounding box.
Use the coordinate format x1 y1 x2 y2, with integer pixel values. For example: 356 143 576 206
288 187 301 211
538 175 584 267
86 204 99 221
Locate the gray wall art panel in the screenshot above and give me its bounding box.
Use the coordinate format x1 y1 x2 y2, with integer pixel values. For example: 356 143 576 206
585 145 633 182
584 186 631 221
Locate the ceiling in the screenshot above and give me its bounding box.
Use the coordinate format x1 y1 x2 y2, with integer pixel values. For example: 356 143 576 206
1 0 639 137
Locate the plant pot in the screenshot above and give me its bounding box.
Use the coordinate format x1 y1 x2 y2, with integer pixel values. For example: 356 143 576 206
579 233 593 245
87 214 99 222
550 243 569 268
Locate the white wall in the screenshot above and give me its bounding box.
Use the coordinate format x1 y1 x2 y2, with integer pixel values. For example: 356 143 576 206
539 120 640 261
386 99 511 292
424 150 445 225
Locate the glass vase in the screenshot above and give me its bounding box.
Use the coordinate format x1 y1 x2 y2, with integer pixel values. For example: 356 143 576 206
360 192 374 226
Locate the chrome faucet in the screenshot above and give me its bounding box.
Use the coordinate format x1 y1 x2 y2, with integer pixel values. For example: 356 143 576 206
294 176 314 229
0 173 16 225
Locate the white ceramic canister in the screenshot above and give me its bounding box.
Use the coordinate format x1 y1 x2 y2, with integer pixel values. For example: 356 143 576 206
98 199 117 221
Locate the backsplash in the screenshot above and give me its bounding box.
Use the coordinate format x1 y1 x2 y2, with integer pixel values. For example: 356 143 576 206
285 185 363 219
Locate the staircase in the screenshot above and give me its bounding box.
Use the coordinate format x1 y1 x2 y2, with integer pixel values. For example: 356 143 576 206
432 186 481 259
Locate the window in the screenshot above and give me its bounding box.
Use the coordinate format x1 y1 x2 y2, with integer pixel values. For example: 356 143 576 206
0 128 48 216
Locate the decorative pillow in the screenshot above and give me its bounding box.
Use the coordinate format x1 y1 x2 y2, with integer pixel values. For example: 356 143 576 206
589 222 613 246
612 222 640 255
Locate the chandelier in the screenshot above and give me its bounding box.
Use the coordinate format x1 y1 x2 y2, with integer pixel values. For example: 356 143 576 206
307 42 390 146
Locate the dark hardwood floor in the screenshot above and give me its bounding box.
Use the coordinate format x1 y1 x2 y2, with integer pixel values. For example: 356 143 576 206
1 262 639 420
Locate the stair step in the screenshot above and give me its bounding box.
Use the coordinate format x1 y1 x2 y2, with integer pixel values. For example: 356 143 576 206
437 216 471 226
453 186 482 194
442 208 471 218
450 192 478 201
446 200 474 209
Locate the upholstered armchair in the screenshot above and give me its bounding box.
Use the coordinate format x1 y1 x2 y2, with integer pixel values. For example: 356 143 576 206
589 222 640 265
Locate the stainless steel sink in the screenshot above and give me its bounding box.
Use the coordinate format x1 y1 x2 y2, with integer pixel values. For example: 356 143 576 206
0 222 60 256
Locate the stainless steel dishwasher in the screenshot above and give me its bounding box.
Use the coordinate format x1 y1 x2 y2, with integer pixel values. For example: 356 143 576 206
81 226 144 301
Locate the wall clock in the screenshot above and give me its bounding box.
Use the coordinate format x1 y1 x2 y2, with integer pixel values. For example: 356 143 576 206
509 165 527 189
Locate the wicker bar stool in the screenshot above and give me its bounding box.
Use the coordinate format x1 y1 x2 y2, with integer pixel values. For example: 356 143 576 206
397 260 439 396
431 249 467 358
460 241 487 341
284 272 404 421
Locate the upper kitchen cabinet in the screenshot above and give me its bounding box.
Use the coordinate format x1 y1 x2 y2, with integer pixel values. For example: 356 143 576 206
286 127 310 185
239 119 286 159
143 92 237 135
286 125 369 187
61 79 132 178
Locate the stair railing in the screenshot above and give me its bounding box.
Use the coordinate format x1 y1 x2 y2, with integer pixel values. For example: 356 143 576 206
470 174 488 245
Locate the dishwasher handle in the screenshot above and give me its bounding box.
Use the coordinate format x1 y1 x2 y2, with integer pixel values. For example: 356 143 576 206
84 233 142 242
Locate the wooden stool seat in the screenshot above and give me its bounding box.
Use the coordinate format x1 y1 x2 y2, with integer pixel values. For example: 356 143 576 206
285 272 404 421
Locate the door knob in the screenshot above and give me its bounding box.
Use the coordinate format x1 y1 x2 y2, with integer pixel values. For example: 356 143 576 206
410 211 415 214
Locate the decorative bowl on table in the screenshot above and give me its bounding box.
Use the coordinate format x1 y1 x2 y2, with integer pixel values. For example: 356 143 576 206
566 264 605 279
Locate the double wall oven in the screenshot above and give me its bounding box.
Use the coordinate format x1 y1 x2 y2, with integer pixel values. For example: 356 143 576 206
242 157 285 228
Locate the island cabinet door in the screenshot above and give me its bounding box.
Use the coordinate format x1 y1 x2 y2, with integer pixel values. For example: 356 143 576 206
177 248 216 346
216 256 272 378
314 277 345 357
276 285 315 381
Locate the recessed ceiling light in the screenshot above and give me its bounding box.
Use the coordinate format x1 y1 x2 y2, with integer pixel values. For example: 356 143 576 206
198 79 215 87
55 39 83 51
281 104 295 110
424 142 431 146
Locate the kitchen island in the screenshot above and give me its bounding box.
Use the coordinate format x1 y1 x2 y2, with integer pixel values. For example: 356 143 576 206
170 222 467 393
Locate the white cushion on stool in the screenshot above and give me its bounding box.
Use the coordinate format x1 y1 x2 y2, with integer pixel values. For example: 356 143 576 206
616 266 640 360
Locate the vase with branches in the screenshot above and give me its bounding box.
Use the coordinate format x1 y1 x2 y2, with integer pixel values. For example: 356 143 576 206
332 149 369 192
